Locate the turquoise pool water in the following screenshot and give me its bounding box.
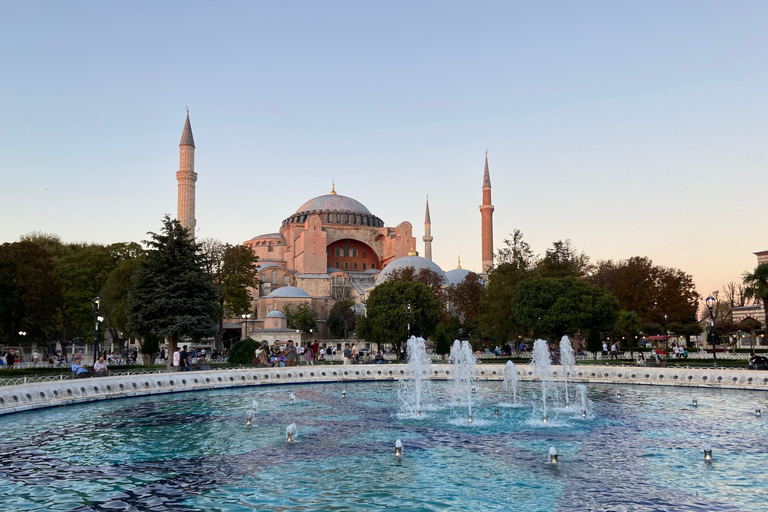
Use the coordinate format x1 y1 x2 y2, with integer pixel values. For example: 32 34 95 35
0 380 765 511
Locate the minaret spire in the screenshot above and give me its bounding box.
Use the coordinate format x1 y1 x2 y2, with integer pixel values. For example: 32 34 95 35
177 110 197 237
480 151 495 273
330 179 337 195
423 195 433 261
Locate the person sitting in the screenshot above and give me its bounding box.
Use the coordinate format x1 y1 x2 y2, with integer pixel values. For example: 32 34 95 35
71 358 90 378
93 356 108 377
375 351 384 364
636 352 645 366
198 356 210 371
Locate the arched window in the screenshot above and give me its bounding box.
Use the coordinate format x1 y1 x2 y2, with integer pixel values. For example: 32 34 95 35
271 270 278 284
344 261 349 269
335 261 340 268
344 214 349 223
283 275 290 286
362 251 366 258
327 213 332 223
362 263 367 270
327 260 331 268
353 248 358 257
344 243 350 257
336 213 341 223
371 263 376 269
353 262 358 270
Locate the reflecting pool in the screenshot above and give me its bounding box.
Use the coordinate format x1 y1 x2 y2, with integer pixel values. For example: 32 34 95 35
0 380 766 511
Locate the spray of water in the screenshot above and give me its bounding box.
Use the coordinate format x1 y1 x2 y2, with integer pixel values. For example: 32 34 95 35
399 336 432 417
503 360 518 404
530 339 552 420
559 336 575 407
450 339 477 422
576 384 593 418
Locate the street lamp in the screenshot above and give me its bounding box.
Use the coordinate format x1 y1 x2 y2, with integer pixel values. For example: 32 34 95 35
663 314 668 360
406 304 412 339
92 297 103 364
705 295 717 366
241 313 252 340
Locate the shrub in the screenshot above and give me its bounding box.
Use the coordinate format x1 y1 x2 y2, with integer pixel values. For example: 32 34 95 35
228 338 260 365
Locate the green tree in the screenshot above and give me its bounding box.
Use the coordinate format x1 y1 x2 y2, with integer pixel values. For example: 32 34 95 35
615 310 642 357
0 241 60 346
200 239 260 348
100 255 144 350
228 337 259 365
536 239 592 278
356 279 443 355
743 263 768 328
513 276 619 340
125 216 219 369
283 303 317 333
139 332 161 366
327 299 356 338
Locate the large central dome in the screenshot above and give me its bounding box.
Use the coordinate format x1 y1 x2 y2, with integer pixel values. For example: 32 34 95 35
295 194 371 215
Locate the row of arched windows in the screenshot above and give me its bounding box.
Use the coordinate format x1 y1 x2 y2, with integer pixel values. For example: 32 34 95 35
328 261 376 270
281 212 383 227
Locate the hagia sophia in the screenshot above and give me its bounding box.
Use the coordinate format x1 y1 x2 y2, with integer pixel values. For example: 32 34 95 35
175 112 495 345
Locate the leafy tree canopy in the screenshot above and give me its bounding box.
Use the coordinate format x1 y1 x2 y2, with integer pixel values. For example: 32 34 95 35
283 302 317 333
356 279 443 350
327 299 356 338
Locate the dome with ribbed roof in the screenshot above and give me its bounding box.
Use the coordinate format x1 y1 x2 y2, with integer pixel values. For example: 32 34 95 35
296 194 371 215
267 286 311 298
266 310 286 318
445 268 472 286
374 256 447 285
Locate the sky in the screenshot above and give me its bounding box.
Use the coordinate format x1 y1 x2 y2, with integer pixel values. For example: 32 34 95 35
0 1 766 298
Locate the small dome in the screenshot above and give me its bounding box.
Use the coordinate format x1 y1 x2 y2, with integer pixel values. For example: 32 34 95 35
445 268 472 286
295 194 371 215
266 310 286 318
375 255 447 285
267 286 311 298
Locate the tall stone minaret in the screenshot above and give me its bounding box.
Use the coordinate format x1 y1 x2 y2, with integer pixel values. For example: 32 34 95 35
423 196 433 261
176 109 197 237
480 151 495 272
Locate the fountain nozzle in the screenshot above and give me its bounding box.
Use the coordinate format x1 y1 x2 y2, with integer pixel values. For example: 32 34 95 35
542 414 548 423
692 397 698 407
416 410 421 416
245 410 253 427
549 447 558 464
467 414 473 424
290 393 295 405
581 410 587 419
616 391 621 398
703 443 713 461
471 387 476 394
757 408 762 417
287 433 293 443
395 439 403 458
342 390 346 398
494 408 499 416
286 423 297 443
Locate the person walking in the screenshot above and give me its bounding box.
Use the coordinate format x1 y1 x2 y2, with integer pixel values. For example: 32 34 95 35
285 341 297 367
172 347 181 371
180 345 191 371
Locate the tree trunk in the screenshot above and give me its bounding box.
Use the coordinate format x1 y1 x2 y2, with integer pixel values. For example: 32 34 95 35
167 333 178 370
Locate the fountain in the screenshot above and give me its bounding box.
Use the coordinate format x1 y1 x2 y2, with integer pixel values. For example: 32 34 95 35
246 400 258 427
394 439 403 458
576 384 592 419
503 360 518 405
549 446 558 464
289 393 295 404
450 339 476 423
559 336 575 408
398 336 432 417
286 423 297 443
530 339 552 422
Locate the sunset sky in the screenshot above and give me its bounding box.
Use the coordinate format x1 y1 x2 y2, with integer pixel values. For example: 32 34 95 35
1 1 766 299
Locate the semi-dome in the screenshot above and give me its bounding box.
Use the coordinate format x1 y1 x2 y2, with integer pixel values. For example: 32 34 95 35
445 268 472 286
267 286 311 298
266 310 286 318
295 194 371 215
375 255 447 285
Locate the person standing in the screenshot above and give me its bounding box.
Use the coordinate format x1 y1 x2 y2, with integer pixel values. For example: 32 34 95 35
311 340 320 363
285 341 297 367
6 349 14 367
180 345 190 371
304 345 313 366
342 344 352 365
172 347 181 371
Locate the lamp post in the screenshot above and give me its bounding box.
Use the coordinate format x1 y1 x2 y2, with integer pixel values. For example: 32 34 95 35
705 295 717 366
241 313 252 340
663 314 668 360
406 304 412 339
92 297 103 365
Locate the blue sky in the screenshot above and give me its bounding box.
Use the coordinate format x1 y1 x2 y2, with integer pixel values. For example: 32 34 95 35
1 1 766 298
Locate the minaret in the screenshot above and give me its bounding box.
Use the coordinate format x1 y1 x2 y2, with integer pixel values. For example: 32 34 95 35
177 109 197 237
423 196 433 261
480 151 495 272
